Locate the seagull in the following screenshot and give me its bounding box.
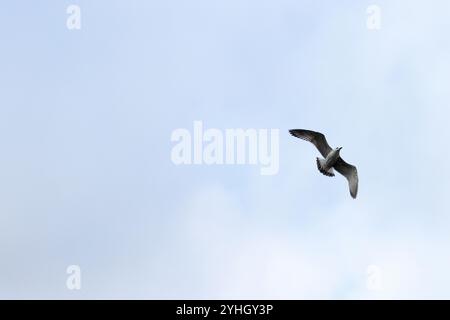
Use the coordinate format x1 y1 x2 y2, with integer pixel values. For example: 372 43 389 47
289 129 359 199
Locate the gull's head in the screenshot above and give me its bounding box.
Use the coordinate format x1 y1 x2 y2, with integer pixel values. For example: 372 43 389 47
336 147 343 151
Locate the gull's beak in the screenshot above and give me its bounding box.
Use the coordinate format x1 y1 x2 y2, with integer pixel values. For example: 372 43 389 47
338 147 343 150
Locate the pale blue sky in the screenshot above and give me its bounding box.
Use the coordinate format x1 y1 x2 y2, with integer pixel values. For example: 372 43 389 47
1 0 450 298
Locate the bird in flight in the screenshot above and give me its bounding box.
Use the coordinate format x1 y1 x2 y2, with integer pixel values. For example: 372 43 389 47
289 129 358 199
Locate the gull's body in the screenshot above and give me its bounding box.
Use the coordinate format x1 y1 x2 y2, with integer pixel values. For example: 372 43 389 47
289 129 359 199
322 148 341 172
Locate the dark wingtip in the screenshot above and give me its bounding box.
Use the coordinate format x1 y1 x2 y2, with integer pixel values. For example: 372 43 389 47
289 129 303 138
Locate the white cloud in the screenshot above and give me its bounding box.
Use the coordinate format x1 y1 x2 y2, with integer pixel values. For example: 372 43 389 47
170 180 450 299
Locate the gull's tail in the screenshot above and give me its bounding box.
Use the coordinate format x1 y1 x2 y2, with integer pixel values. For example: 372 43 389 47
316 157 335 177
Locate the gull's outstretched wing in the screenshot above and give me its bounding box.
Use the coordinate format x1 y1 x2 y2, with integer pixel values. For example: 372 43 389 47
334 158 358 199
289 129 332 158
